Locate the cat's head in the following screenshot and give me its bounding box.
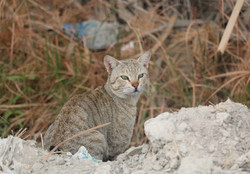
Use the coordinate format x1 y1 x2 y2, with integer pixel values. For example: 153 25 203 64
104 51 152 99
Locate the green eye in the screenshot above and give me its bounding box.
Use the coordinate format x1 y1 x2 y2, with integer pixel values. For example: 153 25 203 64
138 73 144 79
121 75 129 80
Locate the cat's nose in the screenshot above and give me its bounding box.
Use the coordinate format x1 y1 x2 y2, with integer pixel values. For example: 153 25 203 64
132 82 139 89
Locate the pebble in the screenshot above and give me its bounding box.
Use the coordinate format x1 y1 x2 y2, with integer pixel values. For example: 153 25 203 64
57 159 66 165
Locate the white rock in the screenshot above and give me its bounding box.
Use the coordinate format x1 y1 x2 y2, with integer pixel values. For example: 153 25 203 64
178 156 213 174
144 112 176 145
0 100 249 174
94 164 111 174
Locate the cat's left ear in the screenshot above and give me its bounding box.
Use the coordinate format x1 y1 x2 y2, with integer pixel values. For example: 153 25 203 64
137 50 152 68
104 55 121 74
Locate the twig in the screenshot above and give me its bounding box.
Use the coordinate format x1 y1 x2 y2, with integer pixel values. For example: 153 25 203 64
23 134 30 140
43 122 111 162
0 103 57 109
206 73 248 103
207 70 250 79
40 133 44 150
10 20 15 62
217 0 245 54
148 19 203 34
152 15 177 54
14 128 27 138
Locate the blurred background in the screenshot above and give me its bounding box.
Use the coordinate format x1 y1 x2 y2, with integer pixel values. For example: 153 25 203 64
0 0 249 146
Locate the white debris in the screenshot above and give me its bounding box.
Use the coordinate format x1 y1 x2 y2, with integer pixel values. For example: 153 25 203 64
72 146 98 162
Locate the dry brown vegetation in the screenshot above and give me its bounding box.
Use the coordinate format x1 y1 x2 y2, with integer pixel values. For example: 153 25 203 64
0 0 249 146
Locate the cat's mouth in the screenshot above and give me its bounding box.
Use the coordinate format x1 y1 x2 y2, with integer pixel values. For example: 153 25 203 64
123 87 141 95
131 88 140 94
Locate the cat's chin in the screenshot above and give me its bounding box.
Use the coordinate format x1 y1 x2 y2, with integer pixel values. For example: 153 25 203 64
131 92 141 96
123 87 144 96
127 90 142 96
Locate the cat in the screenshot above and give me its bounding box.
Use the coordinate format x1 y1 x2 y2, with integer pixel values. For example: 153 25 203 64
44 50 152 161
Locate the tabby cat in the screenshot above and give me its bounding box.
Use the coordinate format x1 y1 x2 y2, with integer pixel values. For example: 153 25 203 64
44 51 152 161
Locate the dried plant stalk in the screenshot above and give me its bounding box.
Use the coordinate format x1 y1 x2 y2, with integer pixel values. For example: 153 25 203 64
218 0 245 53
43 122 111 161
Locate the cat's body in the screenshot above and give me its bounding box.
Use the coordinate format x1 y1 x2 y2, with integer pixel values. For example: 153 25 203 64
44 51 152 160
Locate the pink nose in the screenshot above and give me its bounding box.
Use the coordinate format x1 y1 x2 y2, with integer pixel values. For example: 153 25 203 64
132 82 139 89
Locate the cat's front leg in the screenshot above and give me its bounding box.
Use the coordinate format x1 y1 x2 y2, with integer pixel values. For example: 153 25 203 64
73 130 109 161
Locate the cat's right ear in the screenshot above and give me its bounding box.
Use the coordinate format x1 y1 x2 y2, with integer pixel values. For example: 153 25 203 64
104 55 120 74
137 50 152 68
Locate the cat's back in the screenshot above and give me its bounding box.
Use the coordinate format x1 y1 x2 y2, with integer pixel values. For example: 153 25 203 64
63 86 113 116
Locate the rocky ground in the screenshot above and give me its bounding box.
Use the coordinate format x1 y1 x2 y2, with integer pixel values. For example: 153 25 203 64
0 99 249 174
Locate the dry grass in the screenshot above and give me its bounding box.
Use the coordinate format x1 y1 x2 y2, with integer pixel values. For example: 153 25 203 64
0 0 249 146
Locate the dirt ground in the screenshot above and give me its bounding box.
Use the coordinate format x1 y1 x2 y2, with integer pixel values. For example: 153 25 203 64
0 99 249 174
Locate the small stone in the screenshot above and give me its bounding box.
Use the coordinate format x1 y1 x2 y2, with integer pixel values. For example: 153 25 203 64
131 170 147 174
216 112 231 124
237 120 243 128
65 161 72 166
153 163 163 171
66 152 72 156
94 164 111 174
141 144 149 154
179 145 188 155
31 163 44 171
178 122 190 132
48 156 55 161
126 146 143 157
221 129 230 137
57 159 66 165
122 167 130 174
170 156 180 169
116 153 128 162
208 144 215 153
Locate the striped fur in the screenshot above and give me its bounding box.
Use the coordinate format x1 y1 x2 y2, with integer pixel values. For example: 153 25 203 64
44 51 152 160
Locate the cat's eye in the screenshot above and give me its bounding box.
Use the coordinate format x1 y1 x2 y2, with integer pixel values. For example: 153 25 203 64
121 75 129 81
138 73 144 79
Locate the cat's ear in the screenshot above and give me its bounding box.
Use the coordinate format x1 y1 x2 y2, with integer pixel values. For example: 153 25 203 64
137 50 152 68
104 55 121 74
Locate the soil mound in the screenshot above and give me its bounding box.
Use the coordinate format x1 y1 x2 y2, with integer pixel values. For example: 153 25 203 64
0 99 249 173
